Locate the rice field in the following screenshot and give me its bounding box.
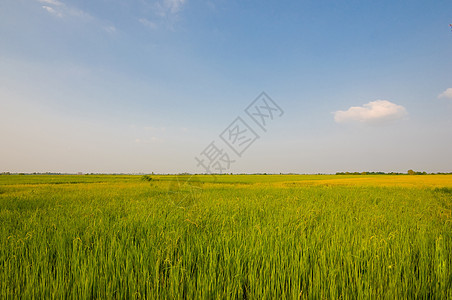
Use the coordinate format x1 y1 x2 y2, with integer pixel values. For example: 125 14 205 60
1 174 451 298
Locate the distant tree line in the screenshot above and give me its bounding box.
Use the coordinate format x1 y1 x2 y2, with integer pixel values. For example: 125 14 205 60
2 171 452 176
1 172 67 175
335 170 452 175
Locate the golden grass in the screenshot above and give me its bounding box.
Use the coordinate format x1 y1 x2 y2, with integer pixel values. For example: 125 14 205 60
275 175 452 188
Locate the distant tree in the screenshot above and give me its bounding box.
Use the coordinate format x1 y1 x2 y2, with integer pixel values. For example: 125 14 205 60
407 169 416 175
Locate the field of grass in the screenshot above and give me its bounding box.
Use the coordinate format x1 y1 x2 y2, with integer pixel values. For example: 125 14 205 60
1 174 451 298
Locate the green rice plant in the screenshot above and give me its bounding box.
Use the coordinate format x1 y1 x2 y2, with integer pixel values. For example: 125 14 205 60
0 175 451 298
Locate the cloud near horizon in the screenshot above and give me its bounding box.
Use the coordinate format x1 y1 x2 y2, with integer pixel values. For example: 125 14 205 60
438 88 452 99
334 100 408 124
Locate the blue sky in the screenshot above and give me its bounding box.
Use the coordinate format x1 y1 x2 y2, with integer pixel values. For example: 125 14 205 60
1 0 451 174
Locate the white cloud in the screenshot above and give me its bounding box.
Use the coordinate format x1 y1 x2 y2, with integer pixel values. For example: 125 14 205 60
41 5 63 17
139 0 187 30
104 25 117 34
164 0 186 13
38 0 118 35
139 18 158 30
38 0 92 20
39 0 62 5
66 7 92 20
438 88 452 99
334 100 408 124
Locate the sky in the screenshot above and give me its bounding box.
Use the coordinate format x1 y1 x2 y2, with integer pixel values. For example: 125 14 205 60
1 0 451 174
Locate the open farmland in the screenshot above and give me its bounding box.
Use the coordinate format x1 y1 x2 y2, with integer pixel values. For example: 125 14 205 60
1 174 451 298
